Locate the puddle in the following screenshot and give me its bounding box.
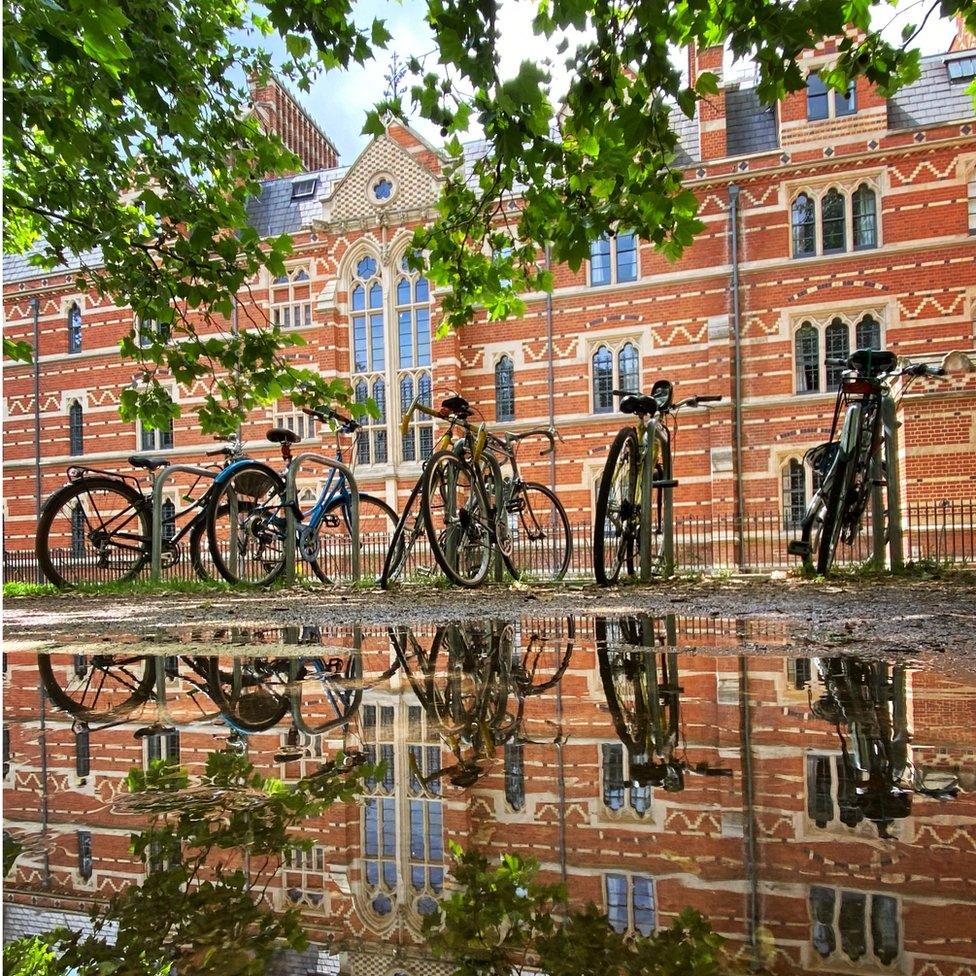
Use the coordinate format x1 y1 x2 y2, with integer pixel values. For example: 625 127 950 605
3 613 974 972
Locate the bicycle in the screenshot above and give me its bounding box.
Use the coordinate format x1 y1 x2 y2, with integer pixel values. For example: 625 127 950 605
788 350 946 575
206 406 399 586
382 394 571 588
35 435 249 588
593 381 721 585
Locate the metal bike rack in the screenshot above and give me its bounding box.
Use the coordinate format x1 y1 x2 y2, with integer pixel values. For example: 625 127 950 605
639 426 676 582
150 465 219 582
871 393 904 571
283 453 361 585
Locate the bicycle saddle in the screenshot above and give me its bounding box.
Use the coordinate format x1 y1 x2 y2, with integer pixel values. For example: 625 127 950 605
619 394 658 417
849 348 897 377
129 455 170 471
266 427 301 445
441 395 472 419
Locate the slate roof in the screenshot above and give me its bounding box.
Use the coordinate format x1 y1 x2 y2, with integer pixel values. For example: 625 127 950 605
887 49 976 129
3 247 103 284
725 86 778 157
243 166 347 238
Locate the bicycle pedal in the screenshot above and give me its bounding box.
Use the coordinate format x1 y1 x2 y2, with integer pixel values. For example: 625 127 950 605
787 540 810 557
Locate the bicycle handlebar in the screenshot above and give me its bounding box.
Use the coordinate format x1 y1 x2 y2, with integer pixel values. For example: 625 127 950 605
680 394 722 408
303 406 360 432
506 426 561 456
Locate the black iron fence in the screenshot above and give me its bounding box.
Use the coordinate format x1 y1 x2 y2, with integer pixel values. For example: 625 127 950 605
5 498 973 586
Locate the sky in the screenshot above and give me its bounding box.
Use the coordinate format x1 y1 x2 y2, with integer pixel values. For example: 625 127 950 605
266 0 962 165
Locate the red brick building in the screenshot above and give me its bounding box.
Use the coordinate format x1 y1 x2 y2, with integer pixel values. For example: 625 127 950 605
3 41 976 561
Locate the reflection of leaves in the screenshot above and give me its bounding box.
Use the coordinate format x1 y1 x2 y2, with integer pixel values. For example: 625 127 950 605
425 847 730 976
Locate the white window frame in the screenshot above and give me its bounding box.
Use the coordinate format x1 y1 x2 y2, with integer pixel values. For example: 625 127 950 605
587 231 640 287
604 872 656 937
272 404 319 443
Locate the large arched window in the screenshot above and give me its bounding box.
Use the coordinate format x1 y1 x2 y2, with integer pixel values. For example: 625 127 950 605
68 400 84 456
67 303 82 354
821 189 846 254
356 379 388 465
782 458 806 529
795 324 820 394
593 346 614 413
494 356 515 423
792 194 816 257
824 318 850 391
395 256 433 463
852 185 877 250
617 342 639 394
351 256 384 374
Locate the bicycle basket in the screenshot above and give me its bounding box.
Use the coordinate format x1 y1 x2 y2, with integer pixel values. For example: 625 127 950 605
233 470 277 498
804 442 839 479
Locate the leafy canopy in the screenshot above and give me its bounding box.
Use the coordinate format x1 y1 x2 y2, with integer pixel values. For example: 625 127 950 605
5 0 973 433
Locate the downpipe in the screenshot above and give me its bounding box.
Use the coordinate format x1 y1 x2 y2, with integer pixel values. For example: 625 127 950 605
728 186 747 572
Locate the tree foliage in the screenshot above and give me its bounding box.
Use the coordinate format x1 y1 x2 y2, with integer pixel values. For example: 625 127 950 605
424 845 731 976
2 750 373 976
5 0 973 432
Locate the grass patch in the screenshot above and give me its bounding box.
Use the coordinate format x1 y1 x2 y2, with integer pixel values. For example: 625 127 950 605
4 577 241 599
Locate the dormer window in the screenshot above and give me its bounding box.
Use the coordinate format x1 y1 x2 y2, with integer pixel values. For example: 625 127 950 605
290 177 318 201
806 72 856 121
946 55 976 82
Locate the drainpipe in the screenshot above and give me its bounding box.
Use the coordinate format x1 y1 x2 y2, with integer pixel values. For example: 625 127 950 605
39 679 51 888
738 653 759 970
31 297 43 583
545 245 556 497
728 186 746 572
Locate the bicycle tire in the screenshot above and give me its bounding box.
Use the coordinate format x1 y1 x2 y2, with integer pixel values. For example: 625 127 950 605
38 653 155 720
205 462 287 585
422 451 492 587
188 511 213 580
508 482 572 581
311 493 399 584
36 477 150 588
204 658 291 732
817 452 855 575
380 476 426 589
594 427 640 586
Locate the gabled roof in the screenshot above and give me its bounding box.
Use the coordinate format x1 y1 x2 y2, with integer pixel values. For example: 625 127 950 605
725 87 778 157
244 166 347 238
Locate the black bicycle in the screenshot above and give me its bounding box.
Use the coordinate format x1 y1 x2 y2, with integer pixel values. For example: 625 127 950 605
789 349 945 575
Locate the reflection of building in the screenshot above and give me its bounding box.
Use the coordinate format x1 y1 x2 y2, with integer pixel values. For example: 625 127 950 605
4 33 976 558
3 615 975 976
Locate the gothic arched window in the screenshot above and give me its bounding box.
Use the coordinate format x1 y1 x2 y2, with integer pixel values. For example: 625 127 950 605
68 400 84 456
852 185 877 250
67 303 82 354
617 342 639 394
494 356 515 423
824 318 850 391
395 255 433 462
821 189 846 254
791 194 816 257
795 324 820 394
593 346 614 413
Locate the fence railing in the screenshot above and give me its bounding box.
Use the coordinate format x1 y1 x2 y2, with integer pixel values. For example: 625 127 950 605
5 498 973 585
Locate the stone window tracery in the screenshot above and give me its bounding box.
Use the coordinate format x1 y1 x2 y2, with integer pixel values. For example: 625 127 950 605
790 182 878 258
591 339 641 414
810 886 899 967
271 266 312 329
605 873 655 936
793 312 884 395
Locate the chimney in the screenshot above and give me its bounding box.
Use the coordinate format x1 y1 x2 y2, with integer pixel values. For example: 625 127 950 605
692 43 728 161
248 74 340 175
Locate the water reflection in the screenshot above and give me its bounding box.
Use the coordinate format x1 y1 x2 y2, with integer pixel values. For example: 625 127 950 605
4 613 975 974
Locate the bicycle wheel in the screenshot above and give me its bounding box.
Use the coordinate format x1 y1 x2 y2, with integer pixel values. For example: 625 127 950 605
36 477 150 588
206 463 287 585
38 653 155 720
380 477 426 588
507 482 572 582
817 452 855 575
188 511 214 580
204 657 291 732
311 494 399 584
594 428 640 586
422 451 492 587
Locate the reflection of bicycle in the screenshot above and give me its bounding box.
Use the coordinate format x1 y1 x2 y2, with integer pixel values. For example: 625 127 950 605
595 614 731 791
388 617 574 787
35 436 247 588
207 407 400 586
594 383 720 585
789 351 946 575
811 655 957 836
384 394 571 588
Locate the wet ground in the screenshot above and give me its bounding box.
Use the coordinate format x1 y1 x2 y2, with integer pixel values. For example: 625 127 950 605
3 605 975 973
6 574 976 657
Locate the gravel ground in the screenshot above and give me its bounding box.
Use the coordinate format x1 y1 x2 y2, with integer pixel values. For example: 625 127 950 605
5 574 976 659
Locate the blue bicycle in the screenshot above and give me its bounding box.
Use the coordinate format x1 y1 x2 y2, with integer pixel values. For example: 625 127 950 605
205 406 399 585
